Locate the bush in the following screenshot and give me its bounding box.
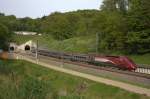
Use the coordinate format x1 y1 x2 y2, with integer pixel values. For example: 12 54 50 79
0 60 12 75
18 76 51 99
0 23 10 50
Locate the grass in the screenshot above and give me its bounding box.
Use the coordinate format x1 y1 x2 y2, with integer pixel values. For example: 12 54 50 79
0 60 149 99
129 54 150 65
12 34 150 65
12 34 96 53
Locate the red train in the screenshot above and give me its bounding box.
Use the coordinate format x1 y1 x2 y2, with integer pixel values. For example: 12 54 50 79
93 55 137 71
33 50 137 71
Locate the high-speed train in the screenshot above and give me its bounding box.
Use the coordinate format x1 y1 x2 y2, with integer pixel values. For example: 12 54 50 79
32 50 137 71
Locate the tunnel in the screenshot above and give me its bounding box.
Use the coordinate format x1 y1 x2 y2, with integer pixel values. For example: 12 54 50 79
9 46 15 51
25 45 30 51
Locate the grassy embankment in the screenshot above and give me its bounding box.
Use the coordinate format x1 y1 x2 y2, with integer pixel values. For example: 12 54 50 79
12 34 150 65
0 60 149 99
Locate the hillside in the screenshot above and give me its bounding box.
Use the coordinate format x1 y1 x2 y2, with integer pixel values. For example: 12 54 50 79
0 60 149 99
1 0 150 55
12 34 96 53
12 34 150 65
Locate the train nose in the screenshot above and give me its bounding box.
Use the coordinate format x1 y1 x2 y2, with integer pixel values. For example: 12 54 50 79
131 66 136 70
131 64 137 71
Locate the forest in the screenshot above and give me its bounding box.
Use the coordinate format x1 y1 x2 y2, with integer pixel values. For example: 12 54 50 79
0 0 150 54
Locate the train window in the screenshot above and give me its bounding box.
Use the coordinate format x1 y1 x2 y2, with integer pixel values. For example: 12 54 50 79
75 56 78 60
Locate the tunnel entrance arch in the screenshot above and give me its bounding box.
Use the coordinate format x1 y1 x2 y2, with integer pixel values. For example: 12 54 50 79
9 46 15 51
25 45 30 51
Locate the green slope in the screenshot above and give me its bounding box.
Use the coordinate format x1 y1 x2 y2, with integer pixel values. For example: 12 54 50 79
12 34 96 53
12 34 150 65
0 60 149 99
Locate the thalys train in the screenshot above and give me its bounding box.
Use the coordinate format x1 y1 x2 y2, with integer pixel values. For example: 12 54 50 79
32 50 137 71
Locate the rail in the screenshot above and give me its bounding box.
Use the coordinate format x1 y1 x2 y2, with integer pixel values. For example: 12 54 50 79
17 52 150 79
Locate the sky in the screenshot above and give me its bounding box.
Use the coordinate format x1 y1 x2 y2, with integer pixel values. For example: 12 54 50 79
0 0 103 18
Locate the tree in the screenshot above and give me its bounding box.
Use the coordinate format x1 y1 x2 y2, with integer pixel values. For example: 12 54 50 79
0 24 10 50
91 11 127 52
40 13 73 40
128 0 150 31
101 0 118 11
0 14 17 31
101 0 129 13
127 0 150 54
0 13 5 16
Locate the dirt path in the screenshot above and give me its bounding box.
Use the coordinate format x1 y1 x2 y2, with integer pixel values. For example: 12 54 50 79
15 53 150 97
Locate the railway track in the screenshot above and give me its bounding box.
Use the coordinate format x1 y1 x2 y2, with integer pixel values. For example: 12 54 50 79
13 52 150 97
17 52 150 79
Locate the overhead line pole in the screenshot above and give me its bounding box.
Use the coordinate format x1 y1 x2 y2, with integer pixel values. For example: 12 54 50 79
96 33 99 54
59 35 64 68
36 40 38 63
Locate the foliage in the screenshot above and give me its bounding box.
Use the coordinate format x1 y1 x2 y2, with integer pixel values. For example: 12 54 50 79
0 23 11 50
0 0 150 54
40 10 99 40
0 60 149 99
18 76 51 99
91 11 128 52
126 0 150 54
101 0 128 13
0 13 16 31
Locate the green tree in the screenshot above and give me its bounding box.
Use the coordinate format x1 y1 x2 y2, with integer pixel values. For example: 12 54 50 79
101 0 129 13
0 24 10 50
92 11 127 52
0 14 17 31
128 0 150 31
41 12 73 40
127 0 150 54
101 0 118 11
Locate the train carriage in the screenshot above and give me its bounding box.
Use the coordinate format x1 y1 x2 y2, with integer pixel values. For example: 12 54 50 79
32 49 137 71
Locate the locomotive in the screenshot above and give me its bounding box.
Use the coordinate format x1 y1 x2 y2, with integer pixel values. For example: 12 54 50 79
32 50 137 71
93 55 137 71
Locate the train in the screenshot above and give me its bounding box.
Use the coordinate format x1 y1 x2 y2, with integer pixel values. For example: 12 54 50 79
32 49 137 71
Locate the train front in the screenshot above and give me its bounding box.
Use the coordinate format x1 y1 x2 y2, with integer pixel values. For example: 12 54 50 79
120 56 137 71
